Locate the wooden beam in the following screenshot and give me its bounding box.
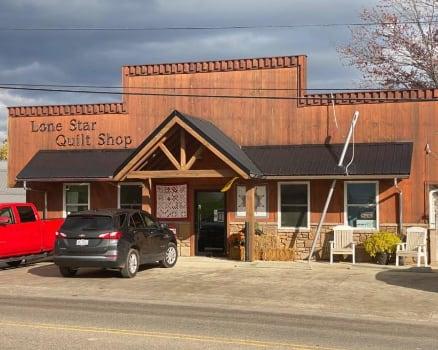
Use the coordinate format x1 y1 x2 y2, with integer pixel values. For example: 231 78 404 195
175 119 249 179
126 169 236 179
159 142 181 170
185 146 204 170
246 185 256 262
180 129 186 169
114 119 178 180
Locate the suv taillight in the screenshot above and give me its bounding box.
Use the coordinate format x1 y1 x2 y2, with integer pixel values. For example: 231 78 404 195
55 231 67 238
98 231 123 240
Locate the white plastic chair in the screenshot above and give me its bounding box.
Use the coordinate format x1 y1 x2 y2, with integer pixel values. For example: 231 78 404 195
396 227 428 267
330 225 355 264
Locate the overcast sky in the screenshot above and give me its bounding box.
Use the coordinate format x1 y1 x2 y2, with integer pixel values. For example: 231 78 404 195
0 0 378 141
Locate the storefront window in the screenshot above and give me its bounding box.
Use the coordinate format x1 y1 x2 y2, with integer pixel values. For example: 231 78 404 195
278 183 309 228
64 184 89 216
236 185 267 217
345 182 378 229
119 183 142 210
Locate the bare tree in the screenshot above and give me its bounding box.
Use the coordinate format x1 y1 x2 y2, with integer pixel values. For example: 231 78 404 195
338 0 438 89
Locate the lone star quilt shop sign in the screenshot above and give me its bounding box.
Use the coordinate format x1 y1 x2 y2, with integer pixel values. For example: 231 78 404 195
30 119 132 148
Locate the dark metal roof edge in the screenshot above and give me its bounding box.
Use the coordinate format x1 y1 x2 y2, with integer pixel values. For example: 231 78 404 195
17 177 114 182
262 174 410 179
242 141 414 150
113 111 179 175
175 111 261 176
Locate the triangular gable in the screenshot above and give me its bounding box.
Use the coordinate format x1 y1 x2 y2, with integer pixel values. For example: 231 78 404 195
114 110 261 180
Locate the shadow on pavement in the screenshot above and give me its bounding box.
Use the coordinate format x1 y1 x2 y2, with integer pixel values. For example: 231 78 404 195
27 263 160 278
375 267 438 293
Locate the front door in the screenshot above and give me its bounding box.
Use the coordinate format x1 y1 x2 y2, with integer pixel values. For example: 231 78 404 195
195 191 226 256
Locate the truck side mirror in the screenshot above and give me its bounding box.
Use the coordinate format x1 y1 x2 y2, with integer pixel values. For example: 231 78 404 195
0 216 10 225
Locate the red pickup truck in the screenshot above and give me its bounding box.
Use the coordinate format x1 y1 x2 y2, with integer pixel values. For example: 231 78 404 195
0 203 64 267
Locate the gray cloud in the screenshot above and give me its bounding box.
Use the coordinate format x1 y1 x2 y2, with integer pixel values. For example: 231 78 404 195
0 0 378 140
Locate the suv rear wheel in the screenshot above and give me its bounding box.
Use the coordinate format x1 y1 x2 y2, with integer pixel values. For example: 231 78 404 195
120 249 139 278
160 242 178 268
59 266 78 277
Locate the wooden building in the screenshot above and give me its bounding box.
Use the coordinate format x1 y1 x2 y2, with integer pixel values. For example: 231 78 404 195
7 55 438 261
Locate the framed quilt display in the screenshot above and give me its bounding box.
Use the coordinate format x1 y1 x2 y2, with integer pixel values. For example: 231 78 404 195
156 184 188 219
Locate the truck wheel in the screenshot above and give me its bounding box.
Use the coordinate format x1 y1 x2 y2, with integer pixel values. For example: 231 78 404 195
59 266 78 277
6 260 22 267
160 242 178 268
120 249 139 278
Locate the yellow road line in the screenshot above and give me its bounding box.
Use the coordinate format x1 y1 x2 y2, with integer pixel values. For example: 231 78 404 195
0 320 343 350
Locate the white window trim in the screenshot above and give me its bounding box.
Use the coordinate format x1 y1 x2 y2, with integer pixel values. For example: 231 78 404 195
344 181 379 230
277 181 310 229
63 183 90 218
429 188 438 229
235 185 246 217
117 182 143 209
235 185 269 218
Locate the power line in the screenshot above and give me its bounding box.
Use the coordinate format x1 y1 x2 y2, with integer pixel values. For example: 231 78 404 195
0 82 434 92
1 85 437 102
0 20 437 31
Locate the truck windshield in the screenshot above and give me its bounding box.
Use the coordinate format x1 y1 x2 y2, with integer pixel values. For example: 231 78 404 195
62 216 114 231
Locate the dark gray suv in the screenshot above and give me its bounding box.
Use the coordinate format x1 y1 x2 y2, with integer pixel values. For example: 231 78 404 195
54 209 178 278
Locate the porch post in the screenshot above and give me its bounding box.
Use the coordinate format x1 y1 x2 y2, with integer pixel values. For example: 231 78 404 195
246 184 256 262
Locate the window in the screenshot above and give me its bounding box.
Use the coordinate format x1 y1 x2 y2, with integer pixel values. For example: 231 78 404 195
278 183 309 228
140 212 156 228
0 207 15 224
17 206 36 223
64 184 90 216
345 182 378 229
118 183 142 210
235 185 267 217
62 216 114 231
129 213 145 228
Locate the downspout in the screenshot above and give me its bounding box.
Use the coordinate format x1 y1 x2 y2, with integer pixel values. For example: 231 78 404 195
394 178 403 235
23 181 48 219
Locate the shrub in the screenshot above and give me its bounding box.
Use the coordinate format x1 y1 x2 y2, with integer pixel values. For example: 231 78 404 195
364 231 401 258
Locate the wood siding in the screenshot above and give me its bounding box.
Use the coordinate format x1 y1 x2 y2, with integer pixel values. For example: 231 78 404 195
8 55 438 224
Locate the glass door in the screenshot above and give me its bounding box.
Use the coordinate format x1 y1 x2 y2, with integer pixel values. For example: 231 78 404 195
196 191 226 256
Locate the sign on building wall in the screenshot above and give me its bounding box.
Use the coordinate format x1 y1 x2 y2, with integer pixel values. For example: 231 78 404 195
156 184 188 219
30 119 132 148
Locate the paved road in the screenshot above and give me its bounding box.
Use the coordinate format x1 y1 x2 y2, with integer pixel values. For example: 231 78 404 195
1 295 437 350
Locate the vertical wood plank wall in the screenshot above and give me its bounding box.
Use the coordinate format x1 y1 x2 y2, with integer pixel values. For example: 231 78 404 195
8 57 438 224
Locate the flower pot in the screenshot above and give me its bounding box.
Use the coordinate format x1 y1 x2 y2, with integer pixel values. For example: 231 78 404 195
375 252 389 265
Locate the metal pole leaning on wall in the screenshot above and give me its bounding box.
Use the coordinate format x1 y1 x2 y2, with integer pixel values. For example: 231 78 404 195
308 111 360 263
308 179 337 263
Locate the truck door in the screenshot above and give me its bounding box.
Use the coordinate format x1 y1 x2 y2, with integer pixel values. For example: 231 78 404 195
0 206 19 257
15 205 41 254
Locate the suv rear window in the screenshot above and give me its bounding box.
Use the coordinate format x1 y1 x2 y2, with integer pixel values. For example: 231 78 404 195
62 216 114 231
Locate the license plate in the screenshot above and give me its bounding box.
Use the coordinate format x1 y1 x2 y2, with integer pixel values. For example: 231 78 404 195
76 239 89 246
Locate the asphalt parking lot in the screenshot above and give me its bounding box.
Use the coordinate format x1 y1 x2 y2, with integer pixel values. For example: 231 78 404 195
1 257 437 323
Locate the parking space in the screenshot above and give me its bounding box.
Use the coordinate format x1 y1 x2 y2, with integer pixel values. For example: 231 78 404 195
1 257 437 324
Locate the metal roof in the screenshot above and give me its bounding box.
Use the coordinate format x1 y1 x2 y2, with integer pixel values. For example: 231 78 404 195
242 142 413 178
17 149 135 181
115 110 262 177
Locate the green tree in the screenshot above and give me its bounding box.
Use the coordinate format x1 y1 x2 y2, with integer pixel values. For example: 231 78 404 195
0 140 8 160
